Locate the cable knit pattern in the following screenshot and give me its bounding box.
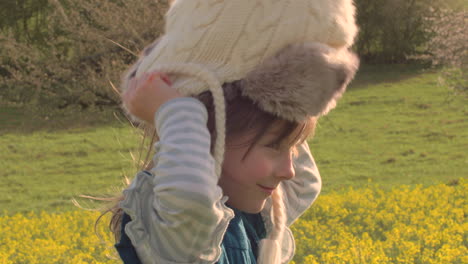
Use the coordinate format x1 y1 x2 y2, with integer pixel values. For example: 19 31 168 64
136 0 357 84
236 0 285 67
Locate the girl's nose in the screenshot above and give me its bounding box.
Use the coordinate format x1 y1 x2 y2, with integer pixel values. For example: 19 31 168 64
275 152 295 181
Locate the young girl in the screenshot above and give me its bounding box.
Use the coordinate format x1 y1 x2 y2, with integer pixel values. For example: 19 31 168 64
107 0 359 263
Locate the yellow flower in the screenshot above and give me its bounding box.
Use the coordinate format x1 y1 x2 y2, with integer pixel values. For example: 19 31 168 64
1 180 466 263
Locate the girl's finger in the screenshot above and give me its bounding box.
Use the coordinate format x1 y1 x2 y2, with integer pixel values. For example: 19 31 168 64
145 72 168 89
147 72 158 84
161 73 172 86
146 71 171 86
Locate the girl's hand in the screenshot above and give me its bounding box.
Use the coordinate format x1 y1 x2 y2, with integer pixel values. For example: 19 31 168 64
122 72 181 124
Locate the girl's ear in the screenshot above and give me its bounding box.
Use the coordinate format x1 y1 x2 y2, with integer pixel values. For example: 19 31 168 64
240 42 359 122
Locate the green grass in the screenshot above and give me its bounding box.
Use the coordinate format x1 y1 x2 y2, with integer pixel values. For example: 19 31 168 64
0 64 466 214
310 64 467 192
0 125 141 214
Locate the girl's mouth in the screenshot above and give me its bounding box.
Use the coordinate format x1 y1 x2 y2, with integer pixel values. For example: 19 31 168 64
258 184 275 195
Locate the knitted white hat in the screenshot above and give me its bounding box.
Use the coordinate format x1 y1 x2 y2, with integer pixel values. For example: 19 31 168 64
130 0 358 177
123 1 359 263
136 0 357 87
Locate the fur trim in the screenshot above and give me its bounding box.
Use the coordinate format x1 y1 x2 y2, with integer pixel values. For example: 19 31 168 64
241 42 359 122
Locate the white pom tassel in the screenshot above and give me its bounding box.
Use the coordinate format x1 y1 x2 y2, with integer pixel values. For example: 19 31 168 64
257 238 281 264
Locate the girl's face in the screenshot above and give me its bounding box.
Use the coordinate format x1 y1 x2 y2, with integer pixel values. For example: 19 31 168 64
219 126 296 213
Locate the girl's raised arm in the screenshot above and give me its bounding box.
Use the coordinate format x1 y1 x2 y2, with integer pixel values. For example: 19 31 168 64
119 74 232 263
280 141 322 227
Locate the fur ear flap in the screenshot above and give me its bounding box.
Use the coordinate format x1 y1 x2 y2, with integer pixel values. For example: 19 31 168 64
240 42 359 122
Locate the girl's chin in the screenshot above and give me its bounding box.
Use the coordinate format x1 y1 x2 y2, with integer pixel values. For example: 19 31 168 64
228 200 266 214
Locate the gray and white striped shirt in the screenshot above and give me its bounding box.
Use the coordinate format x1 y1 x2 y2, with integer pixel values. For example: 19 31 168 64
120 97 321 263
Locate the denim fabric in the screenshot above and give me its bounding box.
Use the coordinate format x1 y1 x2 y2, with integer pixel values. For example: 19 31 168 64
115 213 143 264
115 209 265 264
217 207 266 264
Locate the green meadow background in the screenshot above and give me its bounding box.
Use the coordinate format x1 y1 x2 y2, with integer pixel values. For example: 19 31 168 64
1 64 466 214
1 65 467 263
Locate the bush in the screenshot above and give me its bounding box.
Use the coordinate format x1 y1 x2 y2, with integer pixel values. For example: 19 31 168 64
0 0 169 111
1 0 464 110
425 9 467 97
354 0 444 63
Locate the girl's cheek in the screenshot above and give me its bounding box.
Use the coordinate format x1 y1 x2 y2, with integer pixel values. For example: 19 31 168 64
249 157 274 179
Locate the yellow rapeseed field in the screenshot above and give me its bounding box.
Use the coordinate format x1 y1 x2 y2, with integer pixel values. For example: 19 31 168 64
1 181 466 264
291 181 467 264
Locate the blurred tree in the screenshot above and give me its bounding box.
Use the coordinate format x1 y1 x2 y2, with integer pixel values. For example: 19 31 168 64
354 0 444 63
1 0 464 110
425 9 467 96
0 0 49 44
0 0 169 111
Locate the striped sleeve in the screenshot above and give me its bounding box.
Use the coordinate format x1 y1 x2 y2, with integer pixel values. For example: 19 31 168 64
282 141 322 226
121 97 228 263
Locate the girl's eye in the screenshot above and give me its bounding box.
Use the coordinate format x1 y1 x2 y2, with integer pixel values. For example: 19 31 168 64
266 142 298 157
266 142 281 151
